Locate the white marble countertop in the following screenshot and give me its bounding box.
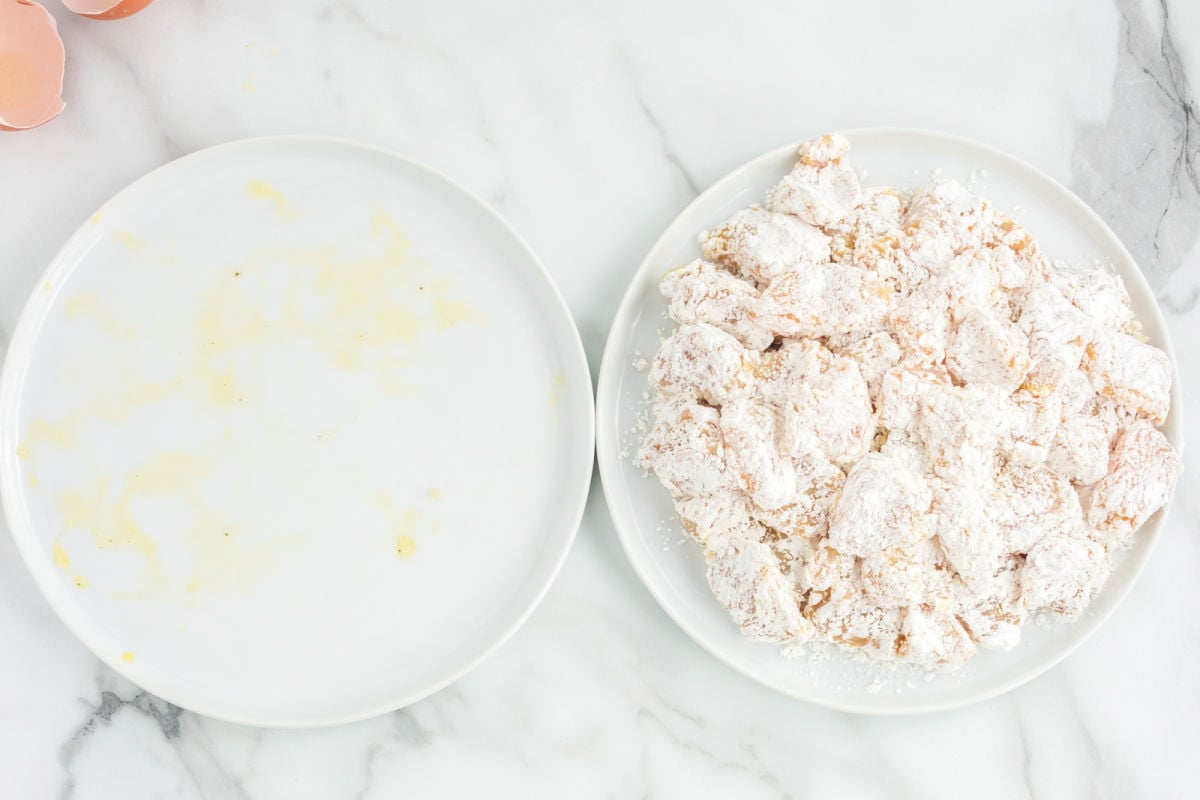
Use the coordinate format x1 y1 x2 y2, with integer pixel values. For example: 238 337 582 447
2 0 1199 797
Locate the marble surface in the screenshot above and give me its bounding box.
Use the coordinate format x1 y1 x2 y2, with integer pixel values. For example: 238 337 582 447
1 0 1197 797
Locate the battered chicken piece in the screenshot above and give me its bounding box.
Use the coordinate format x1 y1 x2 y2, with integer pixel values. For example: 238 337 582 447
1082 329 1172 424
954 555 1027 651
638 402 731 499
766 531 821 586
900 604 976 672
931 481 1009 594
800 539 859 603
767 133 862 228
1055 368 1100 418
878 428 931 474
833 330 902 402
1046 404 1117 486
945 306 1031 391
754 338 831 407
781 357 875 467
700 207 831 285
861 539 954 610
1051 267 1138 335
876 361 952 430
987 464 1083 553
842 187 923 292
649 323 755 406
750 453 844 539
902 180 986 270
660 259 773 350
1017 281 1091 397
720 398 796 511
981 210 1048 290
675 491 754 543
1000 389 1062 467
887 280 950 363
1022 524 1109 621
753 263 893 339
918 382 1008 485
1087 419 1181 540
940 251 1005 325
828 453 934 556
704 528 809 643
809 596 906 661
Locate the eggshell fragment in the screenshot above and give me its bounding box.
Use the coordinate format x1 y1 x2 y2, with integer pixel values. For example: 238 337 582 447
62 0 154 19
0 0 65 131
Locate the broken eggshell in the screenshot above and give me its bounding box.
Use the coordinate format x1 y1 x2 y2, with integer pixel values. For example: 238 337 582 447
62 0 154 19
0 0 66 131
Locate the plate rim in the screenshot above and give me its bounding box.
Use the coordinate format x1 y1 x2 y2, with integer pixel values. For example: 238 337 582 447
0 134 596 728
594 126 1184 715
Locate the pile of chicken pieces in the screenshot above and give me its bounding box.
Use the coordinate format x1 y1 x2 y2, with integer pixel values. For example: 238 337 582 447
638 134 1180 672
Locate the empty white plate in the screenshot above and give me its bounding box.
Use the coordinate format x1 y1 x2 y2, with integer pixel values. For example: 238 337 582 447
0 137 594 727
595 128 1182 713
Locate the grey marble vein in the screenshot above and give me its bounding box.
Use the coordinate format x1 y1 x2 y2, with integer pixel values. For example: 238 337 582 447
352 709 432 800
1071 0 1200 291
615 51 702 199
57 675 249 800
331 0 515 210
634 707 794 799
1157 281 1200 314
328 0 407 45
1010 699 1039 800
72 32 190 161
58 689 174 799
1058 678 1104 795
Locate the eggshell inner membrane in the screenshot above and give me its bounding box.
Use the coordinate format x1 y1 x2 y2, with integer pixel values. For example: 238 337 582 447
0 0 65 131
62 0 154 20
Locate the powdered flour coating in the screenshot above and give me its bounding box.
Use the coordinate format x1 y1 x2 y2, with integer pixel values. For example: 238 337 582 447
638 133 1180 672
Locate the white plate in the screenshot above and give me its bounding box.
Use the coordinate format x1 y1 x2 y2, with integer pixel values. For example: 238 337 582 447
595 128 1183 714
1 136 594 727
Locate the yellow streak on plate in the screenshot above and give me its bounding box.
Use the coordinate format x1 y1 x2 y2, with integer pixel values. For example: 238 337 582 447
52 538 90 589
395 535 417 559
53 449 298 599
115 231 141 251
246 180 299 219
57 451 213 591
22 377 184 450
29 208 484 598
433 298 484 328
52 540 71 568
388 504 427 559
549 371 566 405
66 291 138 338
183 522 291 596
193 208 485 396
